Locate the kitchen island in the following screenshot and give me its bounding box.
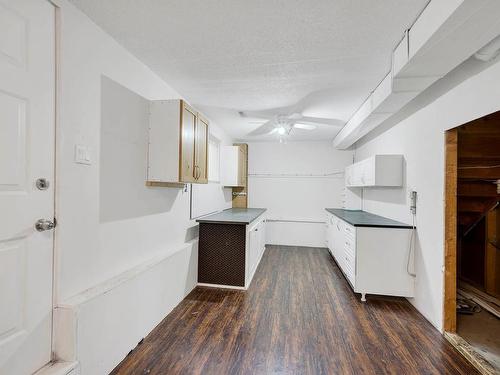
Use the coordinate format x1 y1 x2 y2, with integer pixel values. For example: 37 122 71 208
196 208 267 289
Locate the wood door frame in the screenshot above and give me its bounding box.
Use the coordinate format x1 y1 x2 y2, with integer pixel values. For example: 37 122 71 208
443 128 458 333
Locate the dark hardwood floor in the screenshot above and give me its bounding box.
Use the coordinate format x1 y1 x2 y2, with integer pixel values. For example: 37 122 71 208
111 245 478 375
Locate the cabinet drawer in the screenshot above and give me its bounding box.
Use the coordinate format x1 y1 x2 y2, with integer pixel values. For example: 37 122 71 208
342 255 355 284
344 250 355 272
344 240 355 259
344 235 355 250
343 223 356 238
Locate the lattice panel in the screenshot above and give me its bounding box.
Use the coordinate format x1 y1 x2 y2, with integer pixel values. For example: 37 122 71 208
198 223 246 287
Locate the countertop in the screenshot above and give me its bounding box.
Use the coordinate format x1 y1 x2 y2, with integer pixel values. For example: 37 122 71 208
325 208 413 229
196 208 267 225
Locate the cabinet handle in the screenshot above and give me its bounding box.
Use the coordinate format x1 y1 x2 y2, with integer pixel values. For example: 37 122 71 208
194 165 200 180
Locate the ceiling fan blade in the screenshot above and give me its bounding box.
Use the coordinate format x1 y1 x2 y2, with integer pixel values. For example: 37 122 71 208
247 120 268 124
288 112 303 120
293 123 316 130
298 116 344 127
247 120 276 136
239 110 272 120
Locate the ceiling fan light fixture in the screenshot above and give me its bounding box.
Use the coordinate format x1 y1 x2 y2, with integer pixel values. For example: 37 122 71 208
277 126 286 135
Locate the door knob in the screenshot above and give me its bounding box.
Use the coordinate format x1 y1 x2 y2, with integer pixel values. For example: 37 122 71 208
35 218 56 232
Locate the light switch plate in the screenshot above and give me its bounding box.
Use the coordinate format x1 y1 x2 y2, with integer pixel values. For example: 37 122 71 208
74 144 91 165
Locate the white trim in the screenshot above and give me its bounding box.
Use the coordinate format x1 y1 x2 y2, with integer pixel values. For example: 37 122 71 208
197 283 246 291
34 361 78 375
51 0 61 362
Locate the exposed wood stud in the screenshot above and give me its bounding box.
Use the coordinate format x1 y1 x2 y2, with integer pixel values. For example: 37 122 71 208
444 128 458 333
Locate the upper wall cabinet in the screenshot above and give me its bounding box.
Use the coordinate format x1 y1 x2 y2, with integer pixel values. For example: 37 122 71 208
220 145 246 187
345 155 403 188
147 99 208 186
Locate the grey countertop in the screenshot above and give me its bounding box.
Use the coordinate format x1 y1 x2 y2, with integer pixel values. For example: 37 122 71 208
196 208 267 225
325 208 413 229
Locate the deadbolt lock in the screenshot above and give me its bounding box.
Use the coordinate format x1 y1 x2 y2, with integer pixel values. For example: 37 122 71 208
36 178 50 190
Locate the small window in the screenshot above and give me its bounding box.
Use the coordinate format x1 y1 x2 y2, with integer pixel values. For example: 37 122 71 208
208 136 220 182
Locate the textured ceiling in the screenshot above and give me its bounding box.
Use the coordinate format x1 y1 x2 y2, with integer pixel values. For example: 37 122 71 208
70 0 428 141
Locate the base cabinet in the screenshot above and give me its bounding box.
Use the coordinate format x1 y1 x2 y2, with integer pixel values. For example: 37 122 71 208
326 213 414 301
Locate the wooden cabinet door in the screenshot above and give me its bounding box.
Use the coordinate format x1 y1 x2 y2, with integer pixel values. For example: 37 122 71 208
180 102 196 183
195 115 209 183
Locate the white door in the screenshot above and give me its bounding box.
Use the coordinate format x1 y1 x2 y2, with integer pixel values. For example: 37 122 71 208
0 0 55 374
249 227 258 275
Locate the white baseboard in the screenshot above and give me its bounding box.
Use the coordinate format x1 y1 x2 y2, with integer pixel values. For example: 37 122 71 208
34 361 79 375
197 283 246 290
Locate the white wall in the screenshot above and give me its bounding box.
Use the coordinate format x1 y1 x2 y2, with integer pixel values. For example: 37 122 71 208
354 57 500 331
248 142 353 247
53 0 231 372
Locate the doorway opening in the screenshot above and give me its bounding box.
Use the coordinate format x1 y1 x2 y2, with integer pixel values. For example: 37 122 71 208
444 110 500 374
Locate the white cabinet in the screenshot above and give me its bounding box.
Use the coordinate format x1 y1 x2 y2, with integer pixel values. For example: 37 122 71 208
220 146 245 187
326 212 414 301
246 214 266 287
345 155 403 188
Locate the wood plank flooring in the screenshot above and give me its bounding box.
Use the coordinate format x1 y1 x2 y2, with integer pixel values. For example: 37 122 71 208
111 245 479 375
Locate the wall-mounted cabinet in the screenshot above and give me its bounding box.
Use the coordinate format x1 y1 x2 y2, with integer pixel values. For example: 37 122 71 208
220 145 246 187
345 155 403 188
147 99 208 186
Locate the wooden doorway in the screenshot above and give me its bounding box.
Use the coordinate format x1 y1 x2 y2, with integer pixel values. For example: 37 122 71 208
443 111 500 373
444 128 458 332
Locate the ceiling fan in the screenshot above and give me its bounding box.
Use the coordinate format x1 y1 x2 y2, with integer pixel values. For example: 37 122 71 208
239 110 344 137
